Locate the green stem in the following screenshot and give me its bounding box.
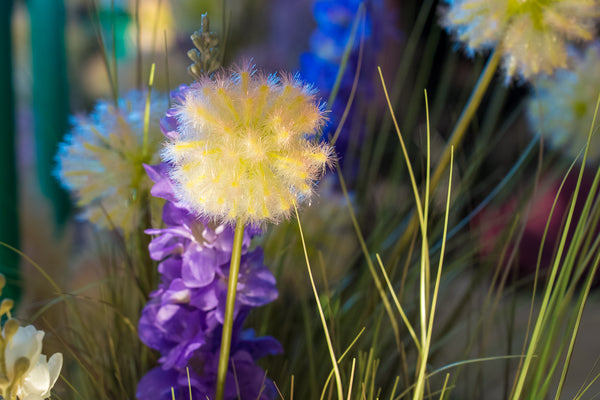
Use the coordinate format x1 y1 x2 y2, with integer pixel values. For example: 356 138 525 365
391 48 501 259
215 220 245 400
142 63 156 159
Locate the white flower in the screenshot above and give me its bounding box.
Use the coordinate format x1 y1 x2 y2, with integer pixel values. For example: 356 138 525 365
1 325 63 400
527 43 600 161
442 0 600 79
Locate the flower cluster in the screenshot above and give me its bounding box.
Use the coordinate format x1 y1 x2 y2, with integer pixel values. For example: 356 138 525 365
1 325 63 400
301 0 373 89
55 90 168 234
137 163 281 400
441 0 600 79
0 275 62 400
527 43 600 161
161 63 333 226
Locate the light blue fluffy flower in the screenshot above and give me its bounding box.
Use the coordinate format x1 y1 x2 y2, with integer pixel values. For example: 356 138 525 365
55 90 168 233
528 43 600 161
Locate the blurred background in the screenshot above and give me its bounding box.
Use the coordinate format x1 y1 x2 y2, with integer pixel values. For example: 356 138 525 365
4 1 600 399
4 0 407 312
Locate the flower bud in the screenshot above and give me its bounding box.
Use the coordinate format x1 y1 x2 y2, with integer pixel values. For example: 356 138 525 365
0 300 14 317
2 319 20 343
0 274 6 295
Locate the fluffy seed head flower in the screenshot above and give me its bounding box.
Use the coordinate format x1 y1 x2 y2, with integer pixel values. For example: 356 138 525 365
55 90 168 233
527 43 600 161
162 63 334 225
442 0 600 79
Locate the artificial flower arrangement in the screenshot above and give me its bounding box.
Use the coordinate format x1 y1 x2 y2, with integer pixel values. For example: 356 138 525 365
4 0 600 399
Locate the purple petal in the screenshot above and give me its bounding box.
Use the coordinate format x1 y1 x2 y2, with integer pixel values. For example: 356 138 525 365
162 279 191 304
157 257 182 284
189 281 219 311
147 233 185 260
136 367 180 400
182 246 218 287
143 163 167 184
162 202 195 226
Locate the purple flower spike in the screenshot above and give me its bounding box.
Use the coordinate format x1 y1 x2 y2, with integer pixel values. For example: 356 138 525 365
139 158 281 398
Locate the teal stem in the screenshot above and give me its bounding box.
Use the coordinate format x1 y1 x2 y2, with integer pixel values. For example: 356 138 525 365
215 220 245 400
0 0 21 303
29 0 71 227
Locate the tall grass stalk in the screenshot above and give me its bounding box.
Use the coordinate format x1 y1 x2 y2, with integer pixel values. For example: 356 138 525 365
378 66 455 399
336 167 402 350
319 328 365 400
330 10 365 147
326 3 364 117
391 48 501 259
363 0 434 188
510 94 600 400
294 203 344 400
87 0 118 104
142 63 156 159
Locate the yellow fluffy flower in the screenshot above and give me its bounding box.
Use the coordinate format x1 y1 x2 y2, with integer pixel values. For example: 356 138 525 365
528 44 600 161
162 63 334 225
442 0 600 79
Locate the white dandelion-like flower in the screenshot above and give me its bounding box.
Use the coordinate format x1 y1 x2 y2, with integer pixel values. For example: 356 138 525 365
442 0 600 79
55 90 168 233
528 43 600 161
161 63 335 226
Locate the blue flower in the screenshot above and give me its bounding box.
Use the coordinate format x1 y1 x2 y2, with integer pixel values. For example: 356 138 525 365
55 90 168 233
299 0 389 160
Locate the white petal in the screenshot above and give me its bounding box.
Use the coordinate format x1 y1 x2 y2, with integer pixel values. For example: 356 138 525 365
5 326 44 379
21 395 44 400
20 355 51 397
18 352 62 399
46 353 63 395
